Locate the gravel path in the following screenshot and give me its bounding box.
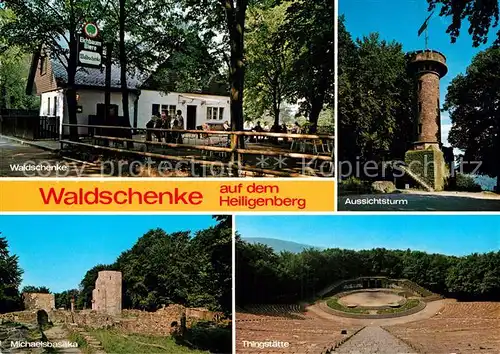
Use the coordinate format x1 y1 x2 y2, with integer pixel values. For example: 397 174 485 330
334 326 416 353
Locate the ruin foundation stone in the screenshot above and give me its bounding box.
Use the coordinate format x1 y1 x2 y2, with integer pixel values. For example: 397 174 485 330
92 271 122 316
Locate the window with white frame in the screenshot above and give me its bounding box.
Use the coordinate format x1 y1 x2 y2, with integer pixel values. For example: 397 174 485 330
207 107 224 120
161 104 176 117
47 97 51 116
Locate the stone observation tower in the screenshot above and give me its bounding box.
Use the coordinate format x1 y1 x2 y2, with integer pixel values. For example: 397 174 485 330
92 271 122 316
407 50 448 149
405 49 448 191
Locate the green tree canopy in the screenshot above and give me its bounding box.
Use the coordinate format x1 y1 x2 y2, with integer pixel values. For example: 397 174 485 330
236 239 500 306
338 17 414 169
21 285 50 293
0 235 23 313
444 46 500 191
427 0 500 47
76 216 232 314
54 289 80 310
280 0 334 132
244 1 294 126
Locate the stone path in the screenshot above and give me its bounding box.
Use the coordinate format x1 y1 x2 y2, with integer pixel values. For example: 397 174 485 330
44 325 82 354
334 326 416 353
72 326 107 354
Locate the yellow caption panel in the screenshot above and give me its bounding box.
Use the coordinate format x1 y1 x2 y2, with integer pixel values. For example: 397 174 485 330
0 179 335 212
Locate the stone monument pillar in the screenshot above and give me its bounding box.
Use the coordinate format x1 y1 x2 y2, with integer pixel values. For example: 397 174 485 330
405 49 448 191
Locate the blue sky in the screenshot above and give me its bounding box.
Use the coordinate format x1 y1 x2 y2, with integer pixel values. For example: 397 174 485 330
0 215 218 293
340 0 496 148
237 215 500 256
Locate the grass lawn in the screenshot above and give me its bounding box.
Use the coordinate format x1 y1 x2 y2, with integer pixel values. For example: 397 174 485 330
89 329 209 354
326 297 369 314
376 299 420 314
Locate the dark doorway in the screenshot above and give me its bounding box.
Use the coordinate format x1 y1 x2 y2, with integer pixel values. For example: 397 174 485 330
37 309 49 327
187 105 196 130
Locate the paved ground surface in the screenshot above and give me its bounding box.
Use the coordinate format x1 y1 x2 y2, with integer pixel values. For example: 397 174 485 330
0 136 99 177
44 325 82 353
0 322 82 353
339 291 404 307
1 135 332 177
339 192 500 211
334 326 416 353
309 299 449 326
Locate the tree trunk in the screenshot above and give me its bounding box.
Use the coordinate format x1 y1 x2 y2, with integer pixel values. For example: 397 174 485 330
104 43 113 117
229 34 244 141
308 99 322 134
119 0 133 148
228 1 247 147
66 34 79 141
272 96 281 127
119 0 129 125
102 42 113 147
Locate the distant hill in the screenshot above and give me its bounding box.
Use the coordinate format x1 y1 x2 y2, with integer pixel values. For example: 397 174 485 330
242 237 320 253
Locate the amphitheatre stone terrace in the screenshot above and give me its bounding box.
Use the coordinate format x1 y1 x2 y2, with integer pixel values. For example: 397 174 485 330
236 276 500 353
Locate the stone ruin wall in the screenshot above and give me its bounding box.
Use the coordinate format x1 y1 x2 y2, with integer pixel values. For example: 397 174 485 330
2 270 224 337
0 305 224 337
118 306 224 336
92 271 122 316
22 293 55 312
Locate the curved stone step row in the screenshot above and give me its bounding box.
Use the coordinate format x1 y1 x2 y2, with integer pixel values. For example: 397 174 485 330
333 326 418 354
73 326 106 354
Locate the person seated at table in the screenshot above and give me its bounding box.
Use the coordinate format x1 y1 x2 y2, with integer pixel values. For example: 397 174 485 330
291 121 302 134
253 121 264 141
243 119 253 131
175 110 184 129
254 121 264 132
171 119 183 144
159 111 171 143
223 121 230 131
270 123 281 143
281 123 288 133
146 115 157 142
281 123 290 142
154 114 164 142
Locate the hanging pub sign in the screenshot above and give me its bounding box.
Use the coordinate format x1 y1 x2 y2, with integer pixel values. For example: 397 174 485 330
77 22 103 68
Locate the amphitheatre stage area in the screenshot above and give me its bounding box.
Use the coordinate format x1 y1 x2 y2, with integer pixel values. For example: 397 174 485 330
236 277 500 353
337 290 404 308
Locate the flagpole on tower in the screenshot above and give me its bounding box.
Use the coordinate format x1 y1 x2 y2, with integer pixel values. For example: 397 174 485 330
418 11 434 48
425 26 429 49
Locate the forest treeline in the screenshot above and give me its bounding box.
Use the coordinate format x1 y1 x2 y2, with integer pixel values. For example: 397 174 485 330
0 216 231 315
236 237 500 306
